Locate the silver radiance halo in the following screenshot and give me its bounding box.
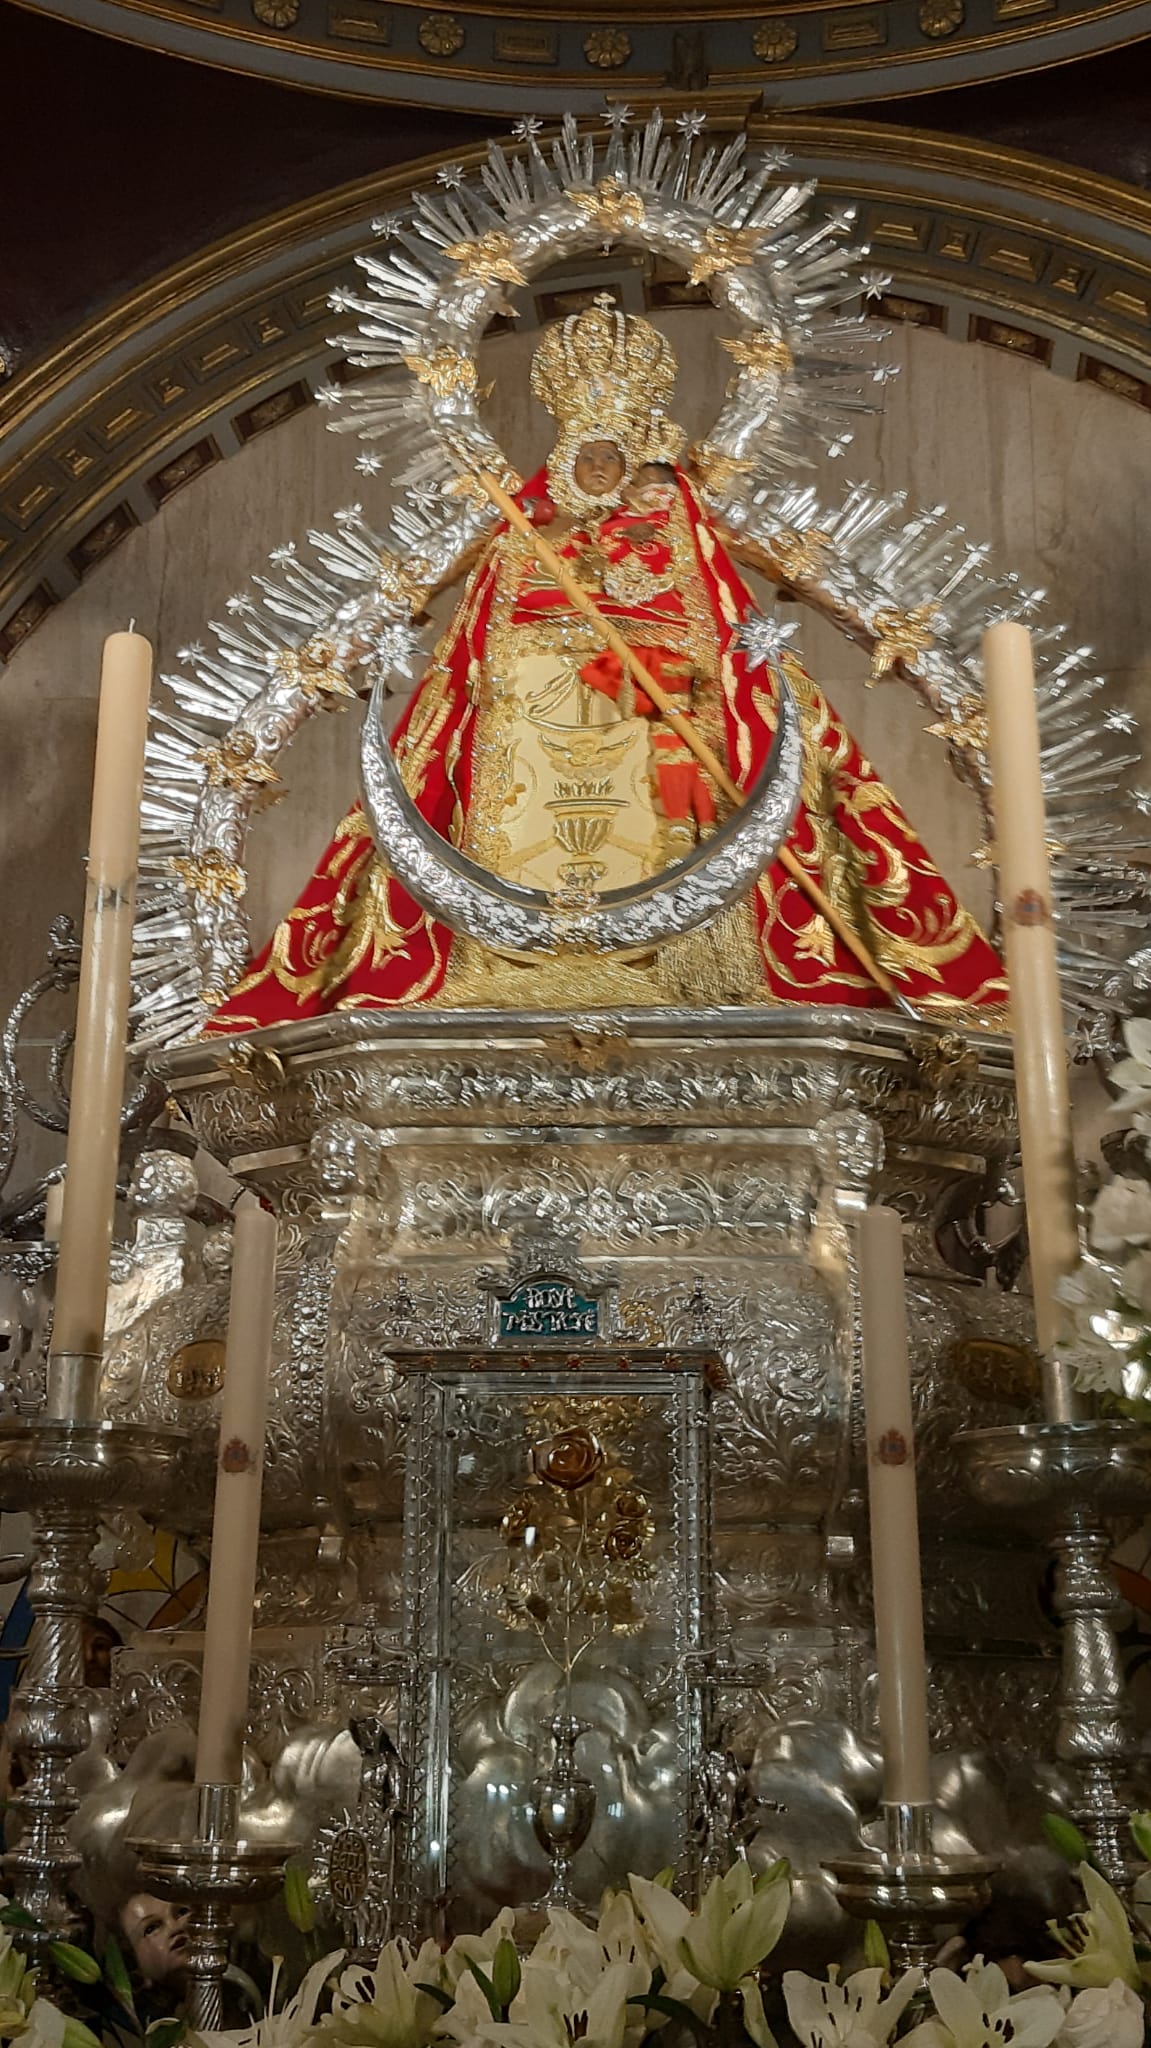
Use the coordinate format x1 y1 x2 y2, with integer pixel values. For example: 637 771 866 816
133 109 1150 1049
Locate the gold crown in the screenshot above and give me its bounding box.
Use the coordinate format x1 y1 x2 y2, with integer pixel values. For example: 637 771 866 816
530 295 684 507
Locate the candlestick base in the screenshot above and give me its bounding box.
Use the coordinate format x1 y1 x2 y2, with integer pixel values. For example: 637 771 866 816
825 1803 996 1974
133 1784 296 2032
0 1419 191 1936
955 1420 1151 1886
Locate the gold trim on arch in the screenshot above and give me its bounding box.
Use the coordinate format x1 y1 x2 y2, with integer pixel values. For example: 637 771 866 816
6 118 1151 660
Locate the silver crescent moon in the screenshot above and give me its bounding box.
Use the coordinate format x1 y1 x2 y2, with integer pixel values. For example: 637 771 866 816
358 673 803 957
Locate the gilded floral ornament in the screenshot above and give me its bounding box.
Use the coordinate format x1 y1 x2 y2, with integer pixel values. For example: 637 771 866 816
417 10 463 55
868 603 940 683
377 550 432 616
771 527 833 582
918 0 965 34
568 178 647 238
443 229 528 286
170 849 246 902
926 693 989 753
277 639 357 703
752 19 799 61
583 26 632 66
721 331 794 375
689 443 754 494
195 734 281 796
687 226 765 286
402 346 478 398
251 0 299 24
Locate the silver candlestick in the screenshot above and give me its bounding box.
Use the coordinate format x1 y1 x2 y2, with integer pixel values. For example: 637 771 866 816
0 1419 189 1937
956 1419 1151 1886
134 1783 295 2031
826 1802 996 1973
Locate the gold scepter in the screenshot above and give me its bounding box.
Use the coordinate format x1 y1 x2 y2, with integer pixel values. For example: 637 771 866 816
469 464 917 1016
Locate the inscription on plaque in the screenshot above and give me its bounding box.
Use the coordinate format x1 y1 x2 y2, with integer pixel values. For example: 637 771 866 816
498 1279 599 1343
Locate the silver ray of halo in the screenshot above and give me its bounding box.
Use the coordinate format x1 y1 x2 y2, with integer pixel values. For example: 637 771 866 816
358 666 803 957
132 111 1148 1051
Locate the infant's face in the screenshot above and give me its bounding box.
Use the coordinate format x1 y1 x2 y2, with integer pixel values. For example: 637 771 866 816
121 1894 191 1982
630 475 675 511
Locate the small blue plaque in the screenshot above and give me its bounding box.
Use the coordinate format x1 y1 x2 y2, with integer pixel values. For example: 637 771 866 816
497 1278 600 1343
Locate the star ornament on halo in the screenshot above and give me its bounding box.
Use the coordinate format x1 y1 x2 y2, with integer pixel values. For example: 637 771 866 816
736 613 800 671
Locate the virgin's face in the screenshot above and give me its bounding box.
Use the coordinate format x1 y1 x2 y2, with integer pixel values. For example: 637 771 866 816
573 440 625 498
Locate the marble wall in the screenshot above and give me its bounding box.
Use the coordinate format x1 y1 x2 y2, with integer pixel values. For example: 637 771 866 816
4 308 1150 1153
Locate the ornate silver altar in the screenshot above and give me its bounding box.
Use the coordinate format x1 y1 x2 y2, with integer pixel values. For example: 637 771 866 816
51 1005 1091 1947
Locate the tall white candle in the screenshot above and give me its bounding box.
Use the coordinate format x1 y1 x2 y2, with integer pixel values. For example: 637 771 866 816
982 622 1082 1423
194 1195 278 1791
47 631 152 1422
858 1204 933 1809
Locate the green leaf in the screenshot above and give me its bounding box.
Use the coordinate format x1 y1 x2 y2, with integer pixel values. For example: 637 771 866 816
465 1959 502 2022
1043 1813 1090 1864
753 1858 789 1891
283 1860 316 1937
145 2019 187 2048
630 1992 713 2046
1131 1812 1151 1864
415 1984 454 2013
652 1868 677 1890
48 1943 102 1985
862 1920 890 1973
490 1937 521 2013
0 1908 40 1931
101 1935 137 2018
61 2020 104 2048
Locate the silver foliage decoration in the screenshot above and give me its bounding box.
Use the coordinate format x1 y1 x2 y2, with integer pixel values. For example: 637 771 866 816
133 108 1148 1049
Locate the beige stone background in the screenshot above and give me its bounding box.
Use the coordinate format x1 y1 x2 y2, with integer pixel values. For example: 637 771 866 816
4 304 1151 1176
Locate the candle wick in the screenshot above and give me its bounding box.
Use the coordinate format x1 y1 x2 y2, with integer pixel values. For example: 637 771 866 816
128 618 137 632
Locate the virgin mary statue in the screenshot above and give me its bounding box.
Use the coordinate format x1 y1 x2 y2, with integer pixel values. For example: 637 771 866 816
206 298 1006 1033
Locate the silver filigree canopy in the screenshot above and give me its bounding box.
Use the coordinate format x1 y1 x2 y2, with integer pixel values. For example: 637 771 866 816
131 109 1149 1050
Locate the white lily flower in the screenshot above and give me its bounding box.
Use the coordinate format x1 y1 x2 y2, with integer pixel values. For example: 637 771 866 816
1090 1175 1151 1253
1026 1863 1143 1993
478 1955 649 2048
626 1875 718 2025
316 1940 448 2048
783 1964 923 2045
1057 1979 1146 2046
678 1861 790 1992
902 1961 1065 2047
443 1910 518 1992
197 1951 343 2048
